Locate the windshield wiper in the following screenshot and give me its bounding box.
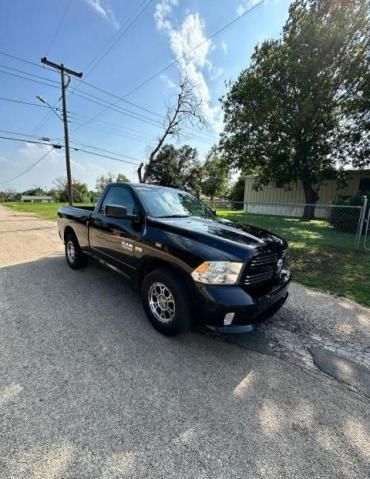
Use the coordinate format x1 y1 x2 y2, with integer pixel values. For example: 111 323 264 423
156 214 190 218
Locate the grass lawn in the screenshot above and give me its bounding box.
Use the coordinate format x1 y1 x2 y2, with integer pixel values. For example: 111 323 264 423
3 202 370 306
4 202 93 221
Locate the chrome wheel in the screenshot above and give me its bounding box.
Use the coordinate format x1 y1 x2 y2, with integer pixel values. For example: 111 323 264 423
148 282 176 323
66 240 76 263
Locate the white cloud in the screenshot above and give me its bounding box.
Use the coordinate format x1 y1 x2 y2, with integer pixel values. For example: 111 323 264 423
0 155 10 164
154 0 178 31
208 64 224 80
154 2 223 131
20 142 62 163
236 4 246 16
236 0 279 16
84 0 119 29
221 40 228 55
160 73 177 89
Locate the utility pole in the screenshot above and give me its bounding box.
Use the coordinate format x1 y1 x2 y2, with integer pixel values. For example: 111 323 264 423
40 57 82 205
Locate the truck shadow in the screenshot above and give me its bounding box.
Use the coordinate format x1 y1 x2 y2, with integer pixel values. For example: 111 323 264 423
1 256 369 478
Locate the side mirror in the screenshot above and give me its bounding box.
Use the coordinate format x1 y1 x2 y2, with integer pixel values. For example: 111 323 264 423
104 204 127 218
104 204 140 222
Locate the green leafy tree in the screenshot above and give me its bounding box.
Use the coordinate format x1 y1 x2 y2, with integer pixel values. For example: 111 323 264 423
116 173 129 183
221 0 370 218
200 148 230 200
1 187 19 202
47 188 59 200
145 144 202 195
72 182 89 203
96 172 129 193
53 177 90 203
95 172 116 193
228 176 245 203
21 187 46 196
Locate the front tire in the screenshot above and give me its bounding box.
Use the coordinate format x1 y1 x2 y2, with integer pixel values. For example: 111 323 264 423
141 268 192 336
65 233 87 270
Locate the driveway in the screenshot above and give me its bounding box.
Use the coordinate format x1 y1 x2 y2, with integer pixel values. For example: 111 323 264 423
0 205 369 478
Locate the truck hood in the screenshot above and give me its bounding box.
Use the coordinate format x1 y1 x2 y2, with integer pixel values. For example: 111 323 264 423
150 216 287 255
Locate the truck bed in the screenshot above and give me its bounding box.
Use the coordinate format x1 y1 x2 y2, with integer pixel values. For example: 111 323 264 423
58 205 95 250
69 205 95 211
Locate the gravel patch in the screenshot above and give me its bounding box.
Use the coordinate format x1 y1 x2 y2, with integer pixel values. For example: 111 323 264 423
1 205 369 478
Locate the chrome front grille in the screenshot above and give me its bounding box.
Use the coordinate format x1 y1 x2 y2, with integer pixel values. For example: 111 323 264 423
249 252 278 268
244 251 285 286
244 270 274 285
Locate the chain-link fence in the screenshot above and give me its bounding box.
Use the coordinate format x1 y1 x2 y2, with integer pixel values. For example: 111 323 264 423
363 204 370 250
206 199 368 250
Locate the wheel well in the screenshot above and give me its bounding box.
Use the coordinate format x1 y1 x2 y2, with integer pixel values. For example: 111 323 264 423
64 226 77 243
137 258 190 287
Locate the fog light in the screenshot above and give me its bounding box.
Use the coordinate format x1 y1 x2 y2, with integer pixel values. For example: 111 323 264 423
224 312 235 326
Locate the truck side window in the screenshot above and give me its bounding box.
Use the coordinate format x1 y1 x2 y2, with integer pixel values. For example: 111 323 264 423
100 186 136 214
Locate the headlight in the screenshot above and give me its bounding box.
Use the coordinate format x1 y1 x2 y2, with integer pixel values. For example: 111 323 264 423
191 261 243 285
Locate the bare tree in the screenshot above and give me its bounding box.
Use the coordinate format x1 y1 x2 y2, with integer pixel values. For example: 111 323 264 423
137 78 205 183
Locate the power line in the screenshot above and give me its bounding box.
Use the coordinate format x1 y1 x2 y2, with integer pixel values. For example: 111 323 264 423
67 0 265 133
0 96 49 109
0 63 59 85
0 129 40 138
45 0 73 56
69 121 152 142
71 80 218 140
70 90 160 130
70 88 213 142
0 88 214 144
84 0 154 77
0 50 41 70
31 109 58 137
0 67 64 136
0 133 141 166
0 49 160 123
0 50 73 78
0 135 62 148
70 140 142 164
124 0 266 98
73 79 218 140
0 147 54 185
0 49 63 79
0 58 65 138
70 118 214 147
0 49 218 141
0 68 214 146
72 88 159 125
74 116 153 138
71 147 141 166
0 129 58 141
0 68 59 90
75 80 163 119
69 91 215 145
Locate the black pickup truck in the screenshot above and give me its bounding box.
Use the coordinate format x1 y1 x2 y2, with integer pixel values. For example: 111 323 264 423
58 183 291 335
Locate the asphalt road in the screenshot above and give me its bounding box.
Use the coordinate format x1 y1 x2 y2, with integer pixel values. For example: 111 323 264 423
0 206 369 479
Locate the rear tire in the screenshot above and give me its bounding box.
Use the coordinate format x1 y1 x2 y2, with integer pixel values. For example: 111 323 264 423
65 233 87 270
141 268 192 336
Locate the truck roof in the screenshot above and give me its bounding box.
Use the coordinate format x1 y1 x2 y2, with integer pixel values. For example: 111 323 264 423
109 182 187 192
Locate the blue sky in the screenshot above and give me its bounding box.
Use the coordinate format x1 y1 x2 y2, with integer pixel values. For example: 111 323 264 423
0 0 291 191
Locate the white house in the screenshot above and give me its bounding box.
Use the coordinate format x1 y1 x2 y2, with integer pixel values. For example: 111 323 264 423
20 195 54 203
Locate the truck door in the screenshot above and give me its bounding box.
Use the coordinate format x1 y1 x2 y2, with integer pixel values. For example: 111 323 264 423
89 185 142 277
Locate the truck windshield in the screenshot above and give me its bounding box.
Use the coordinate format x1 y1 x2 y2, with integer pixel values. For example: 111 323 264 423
135 187 215 219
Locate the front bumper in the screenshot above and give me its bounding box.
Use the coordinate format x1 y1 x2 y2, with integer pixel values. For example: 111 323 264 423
193 271 291 332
